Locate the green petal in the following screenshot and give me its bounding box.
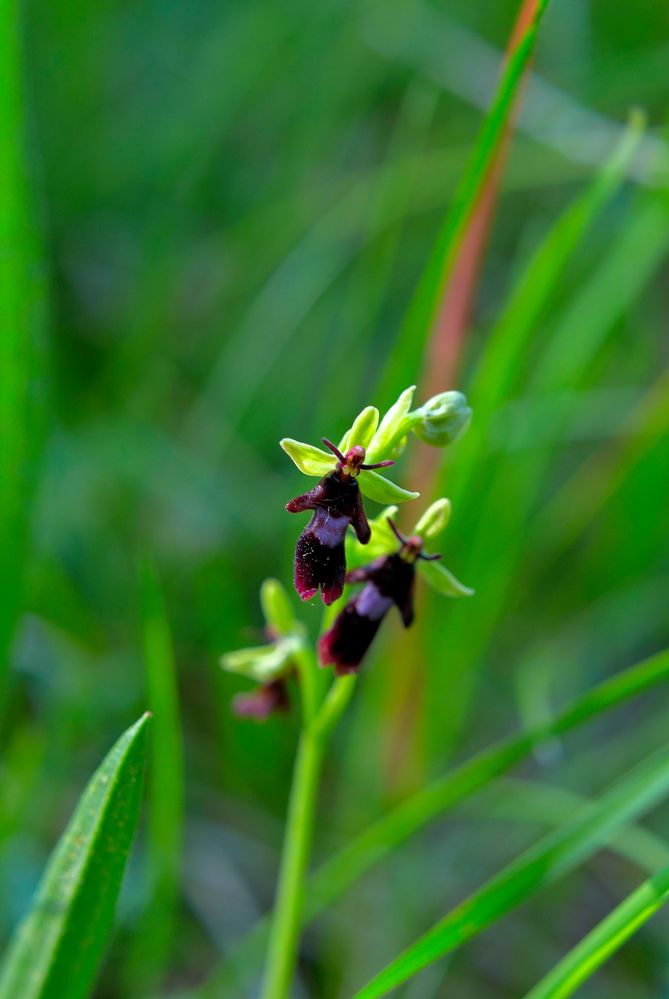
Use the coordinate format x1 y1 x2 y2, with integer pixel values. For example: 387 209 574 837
280 438 334 476
414 498 452 541
359 470 419 504
339 406 380 452
418 559 474 597
260 578 296 637
366 385 416 462
221 642 290 681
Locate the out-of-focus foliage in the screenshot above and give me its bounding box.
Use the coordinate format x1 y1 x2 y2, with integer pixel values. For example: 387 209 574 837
2 0 669 995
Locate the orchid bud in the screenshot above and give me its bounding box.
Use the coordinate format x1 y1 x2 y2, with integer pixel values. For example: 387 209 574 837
260 578 296 638
411 391 472 447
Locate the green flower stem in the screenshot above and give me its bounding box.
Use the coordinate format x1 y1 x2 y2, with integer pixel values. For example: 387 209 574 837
260 730 324 999
294 643 321 724
310 674 357 741
260 672 357 999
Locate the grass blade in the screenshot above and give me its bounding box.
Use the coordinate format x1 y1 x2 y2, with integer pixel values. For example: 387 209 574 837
353 740 669 997
523 864 669 999
0 714 150 999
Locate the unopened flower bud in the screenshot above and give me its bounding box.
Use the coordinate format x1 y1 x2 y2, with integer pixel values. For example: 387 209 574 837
412 391 472 448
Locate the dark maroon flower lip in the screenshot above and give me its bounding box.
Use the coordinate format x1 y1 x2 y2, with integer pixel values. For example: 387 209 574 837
286 446 381 604
318 537 426 672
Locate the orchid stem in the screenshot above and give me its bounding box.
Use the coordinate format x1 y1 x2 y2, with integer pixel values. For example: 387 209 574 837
259 729 323 999
260 672 356 999
310 674 357 741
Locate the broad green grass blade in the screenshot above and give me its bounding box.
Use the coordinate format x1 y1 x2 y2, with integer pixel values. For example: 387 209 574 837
523 864 669 999
353 740 669 997
125 559 184 993
0 714 150 999
376 0 552 406
190 648 669 998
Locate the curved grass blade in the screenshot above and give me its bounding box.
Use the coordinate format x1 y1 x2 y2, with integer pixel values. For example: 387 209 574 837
377 0 552 406
190 648 669 998
523 864 669 999
353 741 669 997
0 714 151 999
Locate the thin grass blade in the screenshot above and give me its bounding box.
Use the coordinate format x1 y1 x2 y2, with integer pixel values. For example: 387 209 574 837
124 559 184 993
523 864 669 999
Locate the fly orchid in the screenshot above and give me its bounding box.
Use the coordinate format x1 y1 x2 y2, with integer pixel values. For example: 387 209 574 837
221 579 305 720
285 438 397 605
319 499 473 674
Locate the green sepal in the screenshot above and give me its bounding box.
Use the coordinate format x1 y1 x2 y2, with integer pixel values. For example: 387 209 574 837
418 559 474 597
280 438 334 477
221 637 300 683
366 385 416 462
260 578 296 637
414 498 452 541
339 406 380 452
359 470 419 505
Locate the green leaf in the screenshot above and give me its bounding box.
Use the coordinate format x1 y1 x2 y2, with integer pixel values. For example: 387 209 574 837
353 741 669 997
366 386 416 462
339 406 380 452
522 863 669 999
359 470 419 504
413 498 451 541
261 578 297 637
418 558 473 597
279 438 333 477
0 714 150 999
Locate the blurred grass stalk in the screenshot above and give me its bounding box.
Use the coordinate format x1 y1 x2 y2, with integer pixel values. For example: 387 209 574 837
382 0 548 788
0 0 36 716
124 558 184 995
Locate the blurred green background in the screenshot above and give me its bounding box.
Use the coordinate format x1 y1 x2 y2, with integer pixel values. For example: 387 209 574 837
3 0 669 995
